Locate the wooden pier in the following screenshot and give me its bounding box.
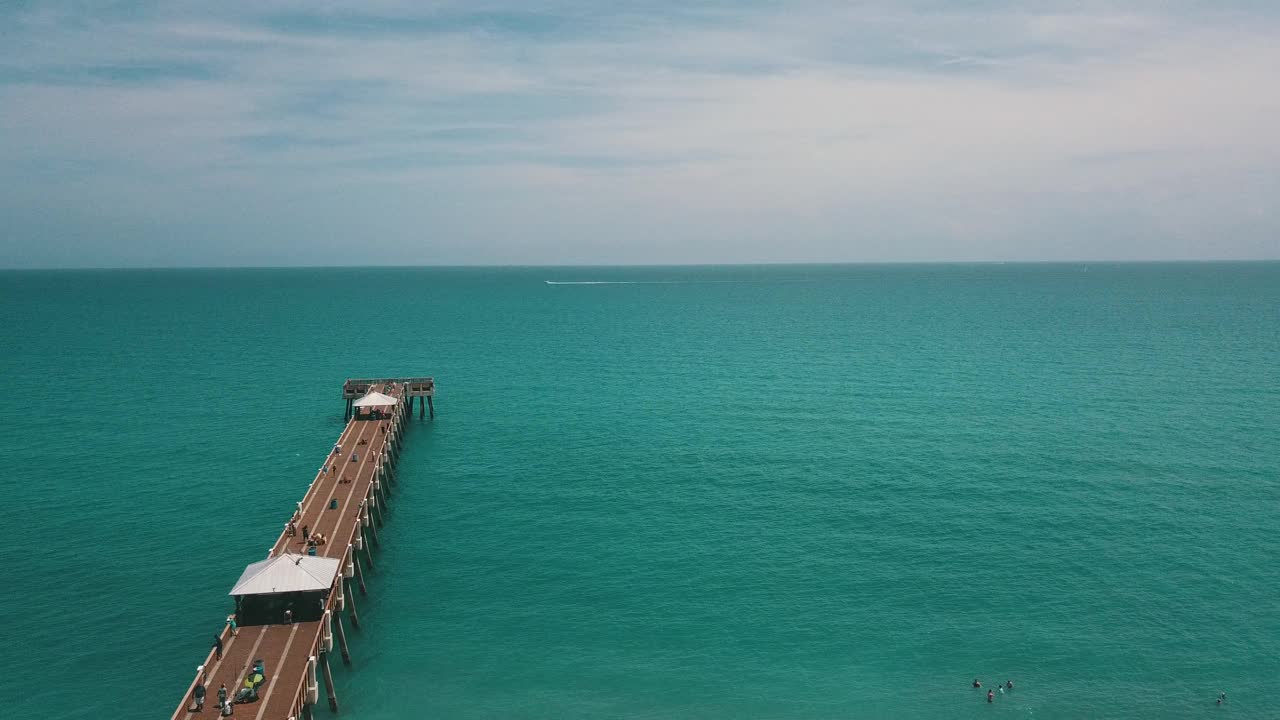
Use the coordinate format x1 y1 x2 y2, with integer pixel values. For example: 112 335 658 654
171 377 435 720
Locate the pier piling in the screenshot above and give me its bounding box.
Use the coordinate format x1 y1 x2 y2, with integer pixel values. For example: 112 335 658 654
365 507 381 550
335 610 351 664
345 577 361 627
320 652 339 712
354 550 369 595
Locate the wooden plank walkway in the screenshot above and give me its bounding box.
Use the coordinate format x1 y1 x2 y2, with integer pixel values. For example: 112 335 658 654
172 383 411 720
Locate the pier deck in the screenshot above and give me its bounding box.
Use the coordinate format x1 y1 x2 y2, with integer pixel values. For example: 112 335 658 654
172 379 426 720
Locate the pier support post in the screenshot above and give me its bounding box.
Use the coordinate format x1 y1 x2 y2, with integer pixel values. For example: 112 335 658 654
365 507 380 550
371 492 385 528
428 394 434 419
420 394 425 419
334 610 351 664
344 577 361 627
305 656 319 711
354 549 369 594
321 652 339 712
407 396 414 416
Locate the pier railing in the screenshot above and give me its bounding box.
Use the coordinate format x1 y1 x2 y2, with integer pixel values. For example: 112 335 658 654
343 377 434 399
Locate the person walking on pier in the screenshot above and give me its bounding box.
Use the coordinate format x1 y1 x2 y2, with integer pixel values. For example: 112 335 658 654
218 683 228 707
191 681 206 711
226 614 238 637
212 634 223 660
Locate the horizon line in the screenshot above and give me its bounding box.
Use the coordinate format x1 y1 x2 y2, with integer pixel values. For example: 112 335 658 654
2 258 1279 272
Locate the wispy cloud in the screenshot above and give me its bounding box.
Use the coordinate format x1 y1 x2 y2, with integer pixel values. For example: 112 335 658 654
1 1 1278 266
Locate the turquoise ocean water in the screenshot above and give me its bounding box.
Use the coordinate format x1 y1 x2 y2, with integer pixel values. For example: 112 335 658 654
1 263 1277 719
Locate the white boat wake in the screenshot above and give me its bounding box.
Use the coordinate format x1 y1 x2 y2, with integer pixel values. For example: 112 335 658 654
544 280 756 285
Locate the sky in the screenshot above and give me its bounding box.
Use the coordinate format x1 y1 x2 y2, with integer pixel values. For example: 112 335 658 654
1 1 1278 268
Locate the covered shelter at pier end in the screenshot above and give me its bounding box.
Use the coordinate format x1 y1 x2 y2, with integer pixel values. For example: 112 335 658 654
351 391 398 420
229 553 340 626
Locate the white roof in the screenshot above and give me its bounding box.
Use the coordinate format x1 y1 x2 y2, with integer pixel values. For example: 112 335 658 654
352 391 399 407
229 554 341 596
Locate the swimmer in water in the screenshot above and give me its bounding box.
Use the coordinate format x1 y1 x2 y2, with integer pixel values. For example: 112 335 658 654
973 679 981 689
987 690 995 703
1007 680 1014 691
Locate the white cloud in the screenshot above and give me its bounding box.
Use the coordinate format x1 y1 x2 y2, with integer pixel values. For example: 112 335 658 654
0 1 1278 266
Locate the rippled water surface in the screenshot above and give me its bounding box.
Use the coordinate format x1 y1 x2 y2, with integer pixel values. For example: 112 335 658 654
2 263 1277 719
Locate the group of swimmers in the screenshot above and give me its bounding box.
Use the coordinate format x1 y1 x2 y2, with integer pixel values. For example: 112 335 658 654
975 679 1226 707
973 679 1014 703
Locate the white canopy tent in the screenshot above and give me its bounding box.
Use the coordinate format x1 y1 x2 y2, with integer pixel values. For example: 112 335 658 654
352 391 399 407
229 554 341 596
